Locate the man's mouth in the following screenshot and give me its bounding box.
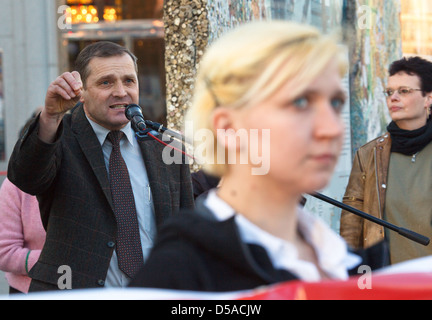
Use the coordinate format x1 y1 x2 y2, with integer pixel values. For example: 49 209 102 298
109 104 128 110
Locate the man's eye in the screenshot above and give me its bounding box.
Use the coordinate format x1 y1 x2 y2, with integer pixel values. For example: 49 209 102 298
400 88 410 94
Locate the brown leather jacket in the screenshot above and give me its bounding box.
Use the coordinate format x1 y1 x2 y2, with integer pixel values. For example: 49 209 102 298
340 133 391 249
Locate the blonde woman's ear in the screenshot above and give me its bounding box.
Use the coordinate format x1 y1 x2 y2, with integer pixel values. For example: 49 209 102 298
212 107 232 131
212 107 244 153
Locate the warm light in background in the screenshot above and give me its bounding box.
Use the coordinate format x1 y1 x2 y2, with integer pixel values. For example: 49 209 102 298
65 1 122 24
103 7 118 22
67 0 92 3
401 0 432 57
66 5 100 24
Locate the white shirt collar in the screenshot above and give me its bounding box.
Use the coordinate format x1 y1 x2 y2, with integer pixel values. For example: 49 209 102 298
204 189 361 282
85 114 135 147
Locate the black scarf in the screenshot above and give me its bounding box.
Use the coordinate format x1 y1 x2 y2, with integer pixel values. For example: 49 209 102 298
387 119 432 155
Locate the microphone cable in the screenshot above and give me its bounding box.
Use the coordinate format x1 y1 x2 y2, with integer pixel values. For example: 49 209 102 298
146 131 195 161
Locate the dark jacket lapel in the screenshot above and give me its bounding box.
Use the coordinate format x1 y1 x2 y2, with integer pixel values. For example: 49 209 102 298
137 137 171 226
70 105 113 210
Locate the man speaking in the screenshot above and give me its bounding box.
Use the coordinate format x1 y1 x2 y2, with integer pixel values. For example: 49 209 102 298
8 41 193 291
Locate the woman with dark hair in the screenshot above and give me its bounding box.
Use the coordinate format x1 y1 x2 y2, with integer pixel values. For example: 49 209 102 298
341 56 432 265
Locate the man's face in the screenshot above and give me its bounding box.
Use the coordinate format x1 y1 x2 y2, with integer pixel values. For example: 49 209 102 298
80 54 139 130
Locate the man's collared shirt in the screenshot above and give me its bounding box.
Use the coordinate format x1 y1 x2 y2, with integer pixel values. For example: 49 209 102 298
88 118 157 287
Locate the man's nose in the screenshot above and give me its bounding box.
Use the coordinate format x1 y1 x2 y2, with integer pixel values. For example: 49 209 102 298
113 82 127 97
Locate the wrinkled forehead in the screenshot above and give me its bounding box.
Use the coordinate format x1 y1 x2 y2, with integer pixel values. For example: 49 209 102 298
84 54 138 84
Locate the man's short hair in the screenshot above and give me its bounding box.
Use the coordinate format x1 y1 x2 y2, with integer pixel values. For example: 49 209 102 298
74 41 138 87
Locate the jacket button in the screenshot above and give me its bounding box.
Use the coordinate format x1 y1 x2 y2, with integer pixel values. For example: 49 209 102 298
382 184 387 189
107 241 115 248
97 279 105 286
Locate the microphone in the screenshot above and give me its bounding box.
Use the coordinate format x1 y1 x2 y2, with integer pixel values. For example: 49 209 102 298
125 104 146 132
125 104 190 143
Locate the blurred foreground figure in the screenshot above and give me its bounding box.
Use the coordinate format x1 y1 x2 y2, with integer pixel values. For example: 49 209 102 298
130 21 387 292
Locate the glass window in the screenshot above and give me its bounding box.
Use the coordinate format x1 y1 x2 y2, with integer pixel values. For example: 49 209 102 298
401 0 432 58
60 0 166 124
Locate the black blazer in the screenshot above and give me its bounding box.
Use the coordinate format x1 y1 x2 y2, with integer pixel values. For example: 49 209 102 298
130 198 388 292
8 104 194 291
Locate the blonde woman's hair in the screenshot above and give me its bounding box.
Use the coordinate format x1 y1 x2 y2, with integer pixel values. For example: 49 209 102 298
186 20 348 177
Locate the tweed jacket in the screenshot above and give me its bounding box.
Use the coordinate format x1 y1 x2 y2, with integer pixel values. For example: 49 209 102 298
340 133 391 249
7 104 194 291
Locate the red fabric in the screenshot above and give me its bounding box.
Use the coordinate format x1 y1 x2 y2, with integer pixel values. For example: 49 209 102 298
239 273 432 300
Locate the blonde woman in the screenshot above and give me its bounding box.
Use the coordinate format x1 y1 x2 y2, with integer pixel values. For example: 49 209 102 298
130 21 384 292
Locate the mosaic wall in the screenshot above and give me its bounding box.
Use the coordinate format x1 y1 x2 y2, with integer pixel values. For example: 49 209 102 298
347 0 402 151
164 0 209 132
163 0 402 231
165 0 348 130
207 0 344 44
307 0 402 231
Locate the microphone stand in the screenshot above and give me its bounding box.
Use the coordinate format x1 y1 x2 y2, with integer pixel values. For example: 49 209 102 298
128 105 429 247
131 118 190 146
309 192 430 246
144 120 185 141
143 120 192 144
131 122 161 141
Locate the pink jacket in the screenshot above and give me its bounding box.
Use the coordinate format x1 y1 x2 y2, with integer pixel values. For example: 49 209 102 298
0 178 45 293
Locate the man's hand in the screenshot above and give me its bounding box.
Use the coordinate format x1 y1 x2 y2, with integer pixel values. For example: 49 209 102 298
38 72 83 143
45 71 83 116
